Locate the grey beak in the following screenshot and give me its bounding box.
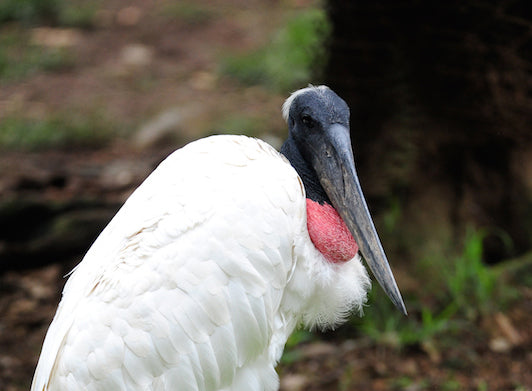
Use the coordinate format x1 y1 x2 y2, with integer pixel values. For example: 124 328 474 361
312 124 407 315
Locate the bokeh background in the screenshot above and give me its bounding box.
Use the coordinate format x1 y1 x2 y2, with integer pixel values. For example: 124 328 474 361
1 0 531 390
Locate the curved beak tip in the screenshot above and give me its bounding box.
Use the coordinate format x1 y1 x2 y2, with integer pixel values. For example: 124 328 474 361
365 256 408 316
391 291 408 316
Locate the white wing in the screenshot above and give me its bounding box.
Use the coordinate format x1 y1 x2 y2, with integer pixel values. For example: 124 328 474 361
31 135 307 391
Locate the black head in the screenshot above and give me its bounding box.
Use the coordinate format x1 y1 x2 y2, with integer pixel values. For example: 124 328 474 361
281 86 353 204
280 85 407 316
282 85 350 133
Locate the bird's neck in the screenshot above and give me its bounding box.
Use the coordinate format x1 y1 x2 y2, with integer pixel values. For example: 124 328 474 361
280 136 330 204
281 136 358 263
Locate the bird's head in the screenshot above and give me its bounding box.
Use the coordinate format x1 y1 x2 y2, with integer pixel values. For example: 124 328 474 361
281 85 407 315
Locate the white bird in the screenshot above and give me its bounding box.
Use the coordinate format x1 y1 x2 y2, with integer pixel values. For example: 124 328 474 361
31 85 406 391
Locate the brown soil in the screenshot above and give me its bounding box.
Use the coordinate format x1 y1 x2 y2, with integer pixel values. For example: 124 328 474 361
0 1 531 390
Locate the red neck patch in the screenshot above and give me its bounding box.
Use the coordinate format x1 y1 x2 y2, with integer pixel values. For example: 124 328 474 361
306 198 359 263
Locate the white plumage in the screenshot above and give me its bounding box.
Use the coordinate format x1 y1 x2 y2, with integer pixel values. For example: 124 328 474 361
32 135 370 391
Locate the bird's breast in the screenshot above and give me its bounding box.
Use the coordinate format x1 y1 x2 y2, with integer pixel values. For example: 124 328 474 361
306 199 358 263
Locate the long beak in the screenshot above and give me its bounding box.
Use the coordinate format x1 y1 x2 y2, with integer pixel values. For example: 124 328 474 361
312 124 407 315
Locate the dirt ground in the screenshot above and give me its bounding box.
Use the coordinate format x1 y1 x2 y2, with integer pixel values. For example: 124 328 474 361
1 0 531 390
2 266 531 390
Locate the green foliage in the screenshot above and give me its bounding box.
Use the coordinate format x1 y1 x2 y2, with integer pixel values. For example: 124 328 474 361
442 228 497 319
382 196 402 234
0 28 75 81
221 8 330 92
158 2 215 25
57 3 97 29
0 0 96 28
476 380 488 391
0 0 60 25
356 227 511 348
441 376 462 391
279 329 314 365
0 113 114 150
285 329 314 349
391 376 430 390
218 114 271 138
356 289 457 348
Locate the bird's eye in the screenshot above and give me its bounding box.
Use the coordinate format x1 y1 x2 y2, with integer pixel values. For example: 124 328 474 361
301 114 314 128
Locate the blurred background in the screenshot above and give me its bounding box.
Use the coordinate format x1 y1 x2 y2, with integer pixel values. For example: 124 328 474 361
1 0 531 390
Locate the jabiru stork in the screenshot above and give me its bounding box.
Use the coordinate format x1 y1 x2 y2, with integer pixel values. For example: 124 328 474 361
31 85 405 391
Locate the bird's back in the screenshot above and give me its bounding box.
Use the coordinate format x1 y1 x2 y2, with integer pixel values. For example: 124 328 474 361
31 135 308 391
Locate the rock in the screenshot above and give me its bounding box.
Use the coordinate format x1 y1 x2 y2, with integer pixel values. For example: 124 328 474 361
488 312 523 352
190 71 217 91
120 43 153 69
31 27 82 48
133 109 184 149
99 159 152 191
489 337 512 353
493 312 522 346
280 374 307 391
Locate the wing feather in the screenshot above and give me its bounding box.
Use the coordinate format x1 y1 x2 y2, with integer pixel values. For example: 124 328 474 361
31 135 306 391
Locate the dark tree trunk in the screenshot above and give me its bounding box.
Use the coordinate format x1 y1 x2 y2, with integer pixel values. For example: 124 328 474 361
325 0 532 263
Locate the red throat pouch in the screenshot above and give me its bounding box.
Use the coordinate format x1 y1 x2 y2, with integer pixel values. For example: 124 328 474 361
306 198 359 263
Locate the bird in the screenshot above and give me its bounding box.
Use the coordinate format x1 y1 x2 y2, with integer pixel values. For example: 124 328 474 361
31 85 406 391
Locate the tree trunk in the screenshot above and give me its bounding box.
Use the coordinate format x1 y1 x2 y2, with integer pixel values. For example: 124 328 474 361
325 0 532 263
